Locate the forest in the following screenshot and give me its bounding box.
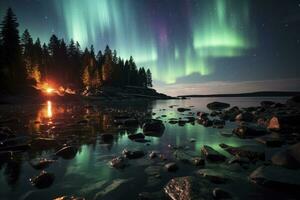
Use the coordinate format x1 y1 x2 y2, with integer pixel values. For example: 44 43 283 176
0 8 153 95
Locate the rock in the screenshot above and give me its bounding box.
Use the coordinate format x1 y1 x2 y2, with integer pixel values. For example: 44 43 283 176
235 112 254 122
212 119 225 128
267 115 300 132
191 157 205 166
197 112 208 119
212 188 231 199
29 171 55 189
128 133 145 140
149 151 159 159
143 119 165 137
123 118 139 127
177 107 191 112
53 196 85 200
255 133 283 147
219 143 265 161
55 146 77 159
271 142 300 169
164 162 178 172
228 156 250 165
201 145 226 162
197 118 213 127
196 169 228 184
30 158 55 170
249 165 300 189
164 176 212 200
207 102 230 110
221 106 240 121
260 101 275 108
101 133 114 142
0 127 15 141
286 96 300 106
122 149 145 159
233 124 268 138
109 156 126 169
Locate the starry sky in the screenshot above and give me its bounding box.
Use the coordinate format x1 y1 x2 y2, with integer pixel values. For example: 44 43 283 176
0 0 300 95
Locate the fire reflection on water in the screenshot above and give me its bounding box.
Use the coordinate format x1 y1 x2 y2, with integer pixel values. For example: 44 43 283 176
47 101 53 119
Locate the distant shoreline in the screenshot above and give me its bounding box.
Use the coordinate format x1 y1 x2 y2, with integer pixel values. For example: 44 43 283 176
178 91 300 98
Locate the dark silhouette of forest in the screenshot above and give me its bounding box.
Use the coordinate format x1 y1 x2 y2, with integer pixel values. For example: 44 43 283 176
0 8 153 94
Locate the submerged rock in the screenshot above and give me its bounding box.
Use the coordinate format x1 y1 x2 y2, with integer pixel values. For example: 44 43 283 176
55 146 77 160
177 107 191 112
29 171 55 189
249 165 300 189
207 102 230 110
122 149 145 159
128 133 145 140
143 119 165 137
165 162 178 172
201 145 226 162
219 143 265 161
212 188 232 199
164 176 212 200
271 142 300 169
196 169 228 184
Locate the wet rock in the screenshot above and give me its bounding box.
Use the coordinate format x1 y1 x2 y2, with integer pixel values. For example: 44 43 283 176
221 106 240 121
219 143 265 161
271 143 300 169
53 196 85 200
101 133 114 142
201 145 226 162
212 188 231 199
196 169 228 184
207 102 230 110
30 158 55 170
164 176 212 200
128 133 145 140
164 162 178 172
55 146 77 160
197 112 209 119
228 156 250 165
255 133 283 147
233 124 268 138
122 149 145 159
29 171 55 189
287 95 300 106
267 115 300 132
249 165 300 189
109 156 126 169
212 119 225 128
198 118 213 127
260 101 275 108
143 119 165 137
235 112 254 122
149 151 159 159
123 118 139 127
177 107 191 112
191 157 205 166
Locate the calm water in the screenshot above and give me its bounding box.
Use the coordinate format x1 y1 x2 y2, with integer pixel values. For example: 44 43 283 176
0 97 290 200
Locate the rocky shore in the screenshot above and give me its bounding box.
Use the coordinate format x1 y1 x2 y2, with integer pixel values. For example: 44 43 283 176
0 96 299 199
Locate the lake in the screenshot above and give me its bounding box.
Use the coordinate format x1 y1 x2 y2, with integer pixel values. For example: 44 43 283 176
0 97 293 200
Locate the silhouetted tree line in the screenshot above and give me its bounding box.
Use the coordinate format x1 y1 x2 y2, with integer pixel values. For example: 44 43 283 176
0 8 153 94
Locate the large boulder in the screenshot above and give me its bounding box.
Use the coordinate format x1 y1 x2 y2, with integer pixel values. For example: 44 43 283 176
143 119 165 137
249 165 300 189
201 145 226 162
164 176 213 200
271 143 300 169
207 102 230 110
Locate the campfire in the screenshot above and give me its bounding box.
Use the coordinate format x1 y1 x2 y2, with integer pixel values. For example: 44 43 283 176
34 82 76 96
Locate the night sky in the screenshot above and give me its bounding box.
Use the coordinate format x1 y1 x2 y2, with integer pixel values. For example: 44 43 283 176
1 0 300 95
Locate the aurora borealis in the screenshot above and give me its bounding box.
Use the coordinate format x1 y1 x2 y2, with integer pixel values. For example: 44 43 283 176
0 0 300 95
54 0 254 84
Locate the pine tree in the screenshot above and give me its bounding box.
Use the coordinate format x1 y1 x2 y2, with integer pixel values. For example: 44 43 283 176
146 69 153 87
0 8 27 93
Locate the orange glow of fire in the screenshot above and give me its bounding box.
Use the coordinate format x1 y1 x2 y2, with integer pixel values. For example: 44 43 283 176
47 101 53 118
34 81 76 96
